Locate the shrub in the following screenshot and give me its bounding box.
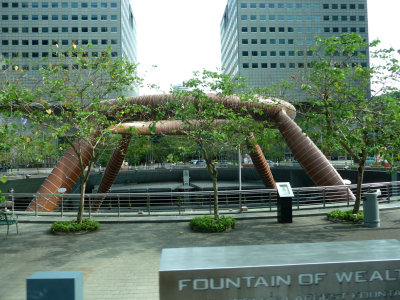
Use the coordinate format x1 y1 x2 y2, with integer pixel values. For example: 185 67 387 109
327 209 364 224
190 216 236 233
51 218 99 233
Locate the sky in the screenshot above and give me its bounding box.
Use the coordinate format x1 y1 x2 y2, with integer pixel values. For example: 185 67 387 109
131 0 400 95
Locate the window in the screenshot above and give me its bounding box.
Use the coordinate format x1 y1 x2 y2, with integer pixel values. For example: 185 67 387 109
32 52 39 58
92 39 98 45
252 63 258 68
268 4 274 8
240 3 247 8
2 15 9 21
350 27 357 33
12 40 19 46
242 39 248 44
82 27 88 32
280 63 286 68
279 39 285 44
1 28 8 33
278 3 284 8
62 40 68 45
260 15 266 21
324 27 330 33
62 2 68 8
341 16 347 21
287 3 293 8
288 51 295 56
72 27 78 32
251 51 258 56
101 2 107 8
251 27 257 32
101 27 108 33
241 27 248 33
82 39 89 45
1 40 9 46
111 15 117 21
260 39 266 44
242 51 249 56
289 63 295 68
288 27 294 32
243 63 249 69
359 16 365 21
359 4 365 9
350 4 356 9
42 27 48 32
271 63 277 68
332 4 338 9
12 15 19 20
278 15 284 21
32 27 39 32
110 2 117 8
111 27 117 32
51 40 58 45
250 15 256 21
111 39 117 45
52 15 58 20
259 3 265 8
251 39 257 44
350 16 356 21
72 15 78 20
269 15 275 21
1 3 8 7
270 51 276 56
22 52 29 58
296 16 302 21
323 4 329 9
333 27 339 33
91 27 98 32
287 15 293 21
261 63 268 68
288 39 294 44
82 15 88 20
296 3 302 9
52 2 58 8
270 39 276 44
71 2 78 8
278 27 284 32
323 16 329 21
279 51 285 56
260 27 266 32
42 40 49 45
42 15 48 20
22 2 29 8
42 52 49 57
62 27 68 32
91 2 98 8
261 51 267 56
269 27 275 32
62 15 68 20
342 27 348 33
298 63 304 68
297 51 304 56
22 27 29 33
12 27 18 33
42 2 49 8
315 16 321 21
359 27 365 33
91 15 98 20
241 15 248 21
82 2 88 8
32 15 39 20
52 27 58 33
341 4 347 9
101 15 107 20
12 2 18 8
111 52 118 58
250 3 256 9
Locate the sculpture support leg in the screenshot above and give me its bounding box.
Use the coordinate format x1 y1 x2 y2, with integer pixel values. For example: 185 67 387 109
246 132 277 189
91 135 132 211
27 139 94 212
275 110 355 201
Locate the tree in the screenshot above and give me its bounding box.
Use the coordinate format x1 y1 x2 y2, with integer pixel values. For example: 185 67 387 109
299 34 400 213
4 45 145 223
169 70 265 220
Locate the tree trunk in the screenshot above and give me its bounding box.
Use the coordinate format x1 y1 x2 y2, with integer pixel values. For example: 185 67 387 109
207 162 219 221
76 178 87 224
352 156 367 214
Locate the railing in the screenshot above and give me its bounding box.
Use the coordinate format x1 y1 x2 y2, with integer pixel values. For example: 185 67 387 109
3 181 400 217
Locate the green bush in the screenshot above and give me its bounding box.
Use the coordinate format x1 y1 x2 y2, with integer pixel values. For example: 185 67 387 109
51 218 99 233
190 216 236 233
327 209 364 224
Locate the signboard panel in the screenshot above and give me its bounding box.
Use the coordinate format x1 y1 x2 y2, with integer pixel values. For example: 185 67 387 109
159 240 400 300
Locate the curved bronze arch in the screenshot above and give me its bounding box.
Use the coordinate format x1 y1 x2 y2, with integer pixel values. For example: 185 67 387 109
28 94 354 212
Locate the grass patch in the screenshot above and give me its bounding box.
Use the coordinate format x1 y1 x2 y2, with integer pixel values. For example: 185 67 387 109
190 216 236 233
51 218 99 233
327 209 364 224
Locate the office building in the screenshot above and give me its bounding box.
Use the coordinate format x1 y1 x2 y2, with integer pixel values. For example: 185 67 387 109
220 0 369 101
0 0 138 95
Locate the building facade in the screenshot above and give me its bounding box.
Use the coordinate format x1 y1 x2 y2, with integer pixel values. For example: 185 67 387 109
0 0 138 95
220 0 369 101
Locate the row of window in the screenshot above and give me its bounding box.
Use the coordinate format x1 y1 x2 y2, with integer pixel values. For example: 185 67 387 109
240 14 365 22
240 3 365 10
1 26 118 34
1 2 118 9
241 31 366 45
241 25 365 33
1 39 119 47
242 61 367 69
1 14 118 21
2 51 119 59
241 50 367 57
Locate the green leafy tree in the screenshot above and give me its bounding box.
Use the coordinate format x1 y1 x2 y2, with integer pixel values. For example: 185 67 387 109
169 70 265 220
299 34 400 213
4 46 145 223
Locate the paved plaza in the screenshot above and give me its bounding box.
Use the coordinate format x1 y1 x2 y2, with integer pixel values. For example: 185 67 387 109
1 208 400 300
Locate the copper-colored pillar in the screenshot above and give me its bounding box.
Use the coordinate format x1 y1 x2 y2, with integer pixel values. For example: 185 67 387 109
246 133 277 189
91 135 132 210
275 110 355 201
27 139 94 212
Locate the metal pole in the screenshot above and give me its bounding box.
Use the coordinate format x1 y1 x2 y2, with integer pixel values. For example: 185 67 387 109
323 188 326 208
35 194 38 217
118 194 121 217
88 195 91 219
238 147 242 212
61 195 63 218
296 190 300 210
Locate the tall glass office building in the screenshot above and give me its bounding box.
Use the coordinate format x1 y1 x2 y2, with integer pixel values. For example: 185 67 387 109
0 0 138 95
220 0 369 101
